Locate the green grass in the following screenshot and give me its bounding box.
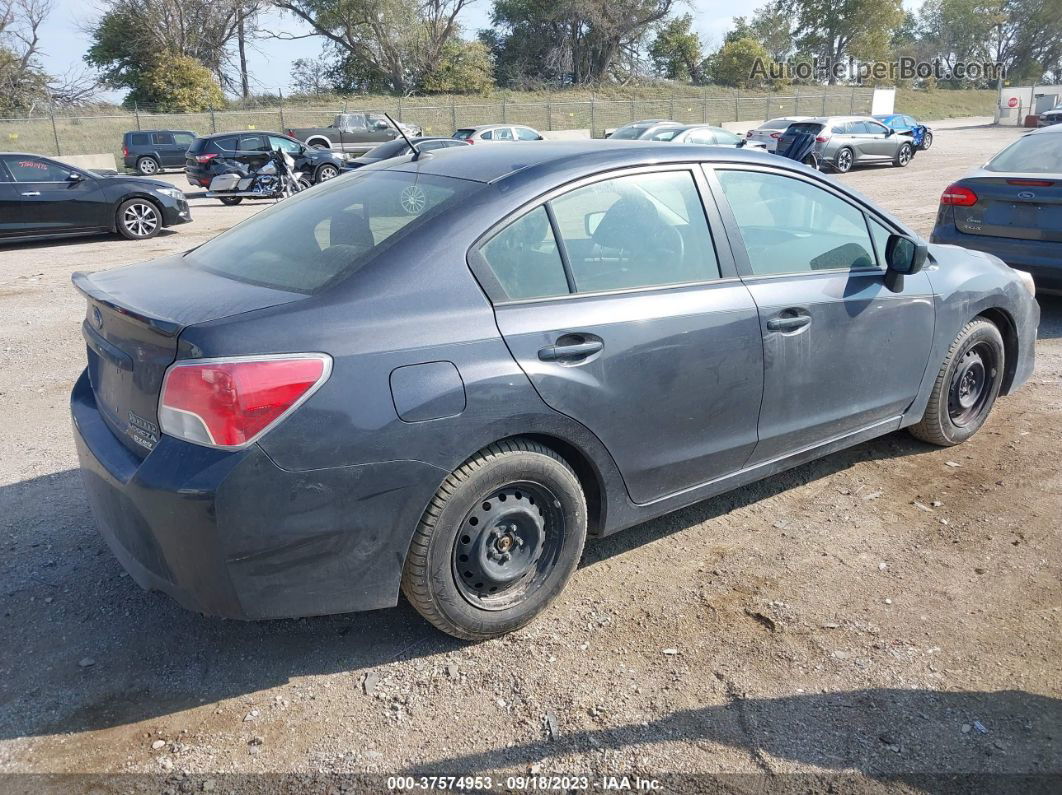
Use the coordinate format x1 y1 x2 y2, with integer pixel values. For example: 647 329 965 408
0 86 997 167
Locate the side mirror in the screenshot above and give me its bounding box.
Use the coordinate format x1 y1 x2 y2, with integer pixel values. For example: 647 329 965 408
67 171 83 182
885 127 895 137
884 233 928 291
585 210 605 237
376 121 390 130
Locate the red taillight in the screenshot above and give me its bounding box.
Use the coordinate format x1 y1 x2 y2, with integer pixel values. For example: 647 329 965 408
195 153 218 164
770 132 782 139
122 145 128 157
1006 179 1054 187
815 135 830 143
940 183 978 206
159 356 331 448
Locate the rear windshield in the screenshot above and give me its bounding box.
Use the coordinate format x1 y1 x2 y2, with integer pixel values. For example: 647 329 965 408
610 125 651 140
364 138 412 159
185 170 476 293
762 119 792 130
787 123 825 135
452 129 475 139
985 133 1062 174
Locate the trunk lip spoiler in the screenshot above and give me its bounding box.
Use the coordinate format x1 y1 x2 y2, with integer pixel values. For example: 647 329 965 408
72 271 183 338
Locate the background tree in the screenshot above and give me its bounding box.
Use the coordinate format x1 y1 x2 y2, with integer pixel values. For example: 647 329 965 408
705 36 770 88
728 3 796 62
791 0 905 83
133 54 225 111
649 14 702 81
420 38 493 93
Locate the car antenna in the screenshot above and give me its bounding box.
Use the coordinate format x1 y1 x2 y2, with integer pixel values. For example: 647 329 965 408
384 113 429 161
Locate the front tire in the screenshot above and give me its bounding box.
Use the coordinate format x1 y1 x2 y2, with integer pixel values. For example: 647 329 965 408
402 439 588 640
116 198 161 239
135 156 159 176
909 319 1005 446
920 131 933 150
316 164 339 183
894 142 913 167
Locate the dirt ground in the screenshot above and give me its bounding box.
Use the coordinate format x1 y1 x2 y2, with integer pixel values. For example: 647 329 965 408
0 122 1059 793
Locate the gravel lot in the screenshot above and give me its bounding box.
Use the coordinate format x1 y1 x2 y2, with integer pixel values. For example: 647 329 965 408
0 122 1059 792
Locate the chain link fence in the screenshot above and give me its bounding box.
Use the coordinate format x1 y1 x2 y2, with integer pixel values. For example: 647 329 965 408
0 87 875 167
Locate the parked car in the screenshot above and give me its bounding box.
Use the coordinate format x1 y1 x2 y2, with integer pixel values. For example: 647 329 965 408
70 141 1037 640
873 113 934 150
0 152 189 243
451 124 544 143
605 119 676 140
343 136 470 170
184 132 345 194
745 117 810 152
123 130 197 175
930 123 1062 292
778 116 915 173
285 113 422 155
1038 100 1062 127
642 124 765 149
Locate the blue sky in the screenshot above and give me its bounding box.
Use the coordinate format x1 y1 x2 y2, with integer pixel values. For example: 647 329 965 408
37 0 924 99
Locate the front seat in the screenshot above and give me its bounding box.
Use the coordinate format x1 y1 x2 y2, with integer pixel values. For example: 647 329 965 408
590 192 684 288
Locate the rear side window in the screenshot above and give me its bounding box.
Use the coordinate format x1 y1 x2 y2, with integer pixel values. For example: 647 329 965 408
481 207 569 300
129 133 149 146
152 132 175 145
609 125 647 140
239 134 269 151
186 171 475 293
481 130 494 140
493 127 514 141
716 169 876 274
550 171 720 292
207 136 238 154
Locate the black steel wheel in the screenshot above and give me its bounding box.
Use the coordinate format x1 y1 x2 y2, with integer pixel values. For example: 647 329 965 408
910 319 1005 446
402 439 587 640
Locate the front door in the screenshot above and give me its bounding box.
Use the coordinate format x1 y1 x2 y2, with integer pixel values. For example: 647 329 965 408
0 156 108 236
708 165 934 463
0 161 23 237
473 166 765 504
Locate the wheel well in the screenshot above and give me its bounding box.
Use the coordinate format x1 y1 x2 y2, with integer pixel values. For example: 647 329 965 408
306 137 330 148
976 308 1019 394
517 434 605 535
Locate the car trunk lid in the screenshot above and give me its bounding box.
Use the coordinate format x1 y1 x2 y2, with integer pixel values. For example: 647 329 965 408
953 176 1062 242
73 255 307 458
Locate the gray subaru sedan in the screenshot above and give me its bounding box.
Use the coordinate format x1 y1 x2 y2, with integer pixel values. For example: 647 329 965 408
71 142 1038 640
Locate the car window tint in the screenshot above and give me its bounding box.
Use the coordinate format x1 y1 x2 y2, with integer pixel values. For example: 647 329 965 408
713 129 741 145
152 132 175 145
609 125 647 140
494 127 514 141
365 114 388 130
515 127 540 141
868 218 893 267
986 133 1062 173
481 130 493 140
789 123 824 136
1 156 73 182
549 171 720 293
453 129 475 139
173 132 195 146
208 136 238 153
186 171 474 294
129 133 149 146
480 206 569 300
685 129 714 144
831 125 845 134
866 121 889 135
239 134 269 151
843 121 863 134
717 170 876 275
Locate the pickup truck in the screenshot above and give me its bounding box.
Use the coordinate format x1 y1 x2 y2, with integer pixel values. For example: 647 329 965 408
285 113 423 155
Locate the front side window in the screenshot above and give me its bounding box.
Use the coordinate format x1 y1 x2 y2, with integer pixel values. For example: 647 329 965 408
716 169 876 275
269 135 303 153
868 217 893 267
609 125 648 140
173 132 195 147
186 171 475 293
515 127 540 141
494 127 514 141
549 171 720 292
480 206 569 300
1 156 74 182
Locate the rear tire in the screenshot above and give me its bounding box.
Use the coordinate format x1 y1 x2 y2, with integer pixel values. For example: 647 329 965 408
401 439 587 640
833 147 854 173
909 319 1005 446
135 156 160 176
219 196 243 206
894 142 913 167
116 198 161 239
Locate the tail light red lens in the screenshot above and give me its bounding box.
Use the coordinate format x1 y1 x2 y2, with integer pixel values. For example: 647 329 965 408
770 132 782 139
815 135 830 143
159 355 331 449
194 153 218 164
122 145 128 157
940 183 978 206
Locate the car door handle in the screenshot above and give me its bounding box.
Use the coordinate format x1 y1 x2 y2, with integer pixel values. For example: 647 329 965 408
538 339 603 362
21 191 40 196
766 314 812 332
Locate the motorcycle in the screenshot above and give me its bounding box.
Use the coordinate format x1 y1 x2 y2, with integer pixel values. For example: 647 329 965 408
206 148 312 205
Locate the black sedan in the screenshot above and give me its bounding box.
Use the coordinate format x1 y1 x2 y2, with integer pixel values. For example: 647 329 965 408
343 136 469 170
0 153 190 243
184 131 345 190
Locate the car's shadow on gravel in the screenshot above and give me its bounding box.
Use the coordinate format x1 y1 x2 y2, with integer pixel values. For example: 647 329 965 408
1035 293 1062 340
401 687 1061 786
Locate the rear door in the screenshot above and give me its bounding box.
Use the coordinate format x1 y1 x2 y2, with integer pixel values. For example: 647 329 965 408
706 164 934 462
151 132 179 166
0 155 109 235
472 165 765 504
172 131 196 164
236 133 272 170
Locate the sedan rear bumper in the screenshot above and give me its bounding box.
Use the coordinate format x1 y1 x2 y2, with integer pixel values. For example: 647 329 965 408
71 370 444 619
930 223 1062 291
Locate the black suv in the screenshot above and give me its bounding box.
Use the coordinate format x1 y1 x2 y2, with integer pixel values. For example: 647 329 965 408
184 131 346 190
123 130 197 176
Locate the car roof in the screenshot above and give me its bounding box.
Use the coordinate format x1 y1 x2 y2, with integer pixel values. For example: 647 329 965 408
465 124 537 132
203 130 286 139
387 139 805 185
1028 123 1062 135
